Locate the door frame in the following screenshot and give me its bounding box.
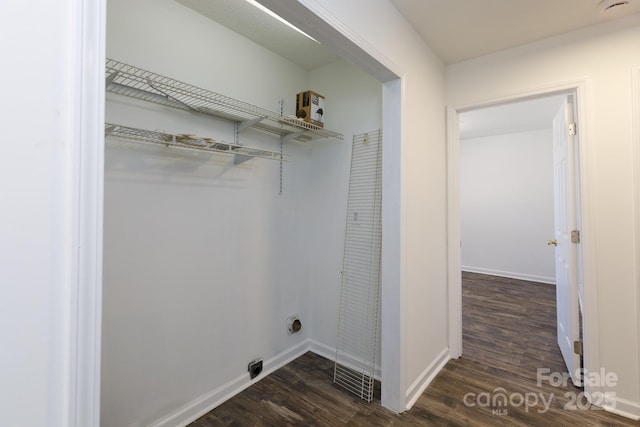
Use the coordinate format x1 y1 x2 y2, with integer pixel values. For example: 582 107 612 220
553 93 582 386
69 0 106 425
632 66 640 412
446 78 603 399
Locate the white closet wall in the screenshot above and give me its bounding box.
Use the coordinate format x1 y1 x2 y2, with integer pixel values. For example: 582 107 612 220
305 60 383 360
102 0 381 426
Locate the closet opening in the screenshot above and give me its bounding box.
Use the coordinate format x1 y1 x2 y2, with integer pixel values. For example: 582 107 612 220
100 1 404 426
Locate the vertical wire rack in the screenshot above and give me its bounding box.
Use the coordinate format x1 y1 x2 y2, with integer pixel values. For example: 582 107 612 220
334 129 383 402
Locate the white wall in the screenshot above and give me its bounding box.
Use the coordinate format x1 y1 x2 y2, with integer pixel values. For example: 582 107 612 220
0 2 70 424
107 0 307 109
447 14 640 418
102 0 384 426
103 1 311 426
0 1 103 426
460 129 555 283
305 60 382 357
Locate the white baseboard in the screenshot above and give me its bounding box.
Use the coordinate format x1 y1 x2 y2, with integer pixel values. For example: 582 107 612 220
149 341 454 426
405 347 450 410
308 339 335 361
308 339 381 380
150 340 312 427
462 266 555 285
603 396 640 421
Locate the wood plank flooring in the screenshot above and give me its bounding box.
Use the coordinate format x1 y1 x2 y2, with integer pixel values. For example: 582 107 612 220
189 272 639 426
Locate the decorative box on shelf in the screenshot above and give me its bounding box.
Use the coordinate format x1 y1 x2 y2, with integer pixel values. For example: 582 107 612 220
296 90 325 128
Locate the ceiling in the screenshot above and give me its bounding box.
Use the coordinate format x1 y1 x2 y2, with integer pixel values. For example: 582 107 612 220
390 0 640 65
176 0 639 137
178 0 640 69
176 0 341 70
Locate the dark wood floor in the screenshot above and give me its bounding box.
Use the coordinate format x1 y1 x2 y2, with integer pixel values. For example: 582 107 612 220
190 272 639 426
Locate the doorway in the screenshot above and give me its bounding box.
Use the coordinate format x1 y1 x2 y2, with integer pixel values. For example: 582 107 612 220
458 92 582 381
458 94 563 286
447 81 600 400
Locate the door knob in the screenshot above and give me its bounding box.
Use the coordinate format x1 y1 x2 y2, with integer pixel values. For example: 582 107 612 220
547 239 557 246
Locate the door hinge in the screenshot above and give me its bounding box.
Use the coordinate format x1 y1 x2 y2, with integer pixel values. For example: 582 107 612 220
568 122 577 136
573 340 583 356
571 229 581 244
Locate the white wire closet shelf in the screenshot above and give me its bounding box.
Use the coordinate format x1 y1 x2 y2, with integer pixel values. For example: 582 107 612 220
104 123 282 163
105 58 343 143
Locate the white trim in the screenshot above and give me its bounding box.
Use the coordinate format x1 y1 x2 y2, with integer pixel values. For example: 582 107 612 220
67 0 105 426
446 106 462 359
446 78 601 398
314 340 449 412
461 266 556 285
258 0 400 82
404 348 450 410
309 340 382 380
453 78 589 112
308 339 336 361
632 66 640 414
602 396 640 421
150 340 312 427
381 77 407 412
296 0 403 80
573 79 602 399
151 338 404 427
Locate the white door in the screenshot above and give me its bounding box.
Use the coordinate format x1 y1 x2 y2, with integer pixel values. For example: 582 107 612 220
552 95 582 386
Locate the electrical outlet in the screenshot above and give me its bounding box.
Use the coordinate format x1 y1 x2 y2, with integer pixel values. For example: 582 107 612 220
248 359 263 379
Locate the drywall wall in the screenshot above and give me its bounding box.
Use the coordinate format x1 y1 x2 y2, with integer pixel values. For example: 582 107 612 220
447 15 640 418
0 2 71 424
460 129 555 283
305 60 382 360
106 0 308 108
0 0 103 426
102 1 312 426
